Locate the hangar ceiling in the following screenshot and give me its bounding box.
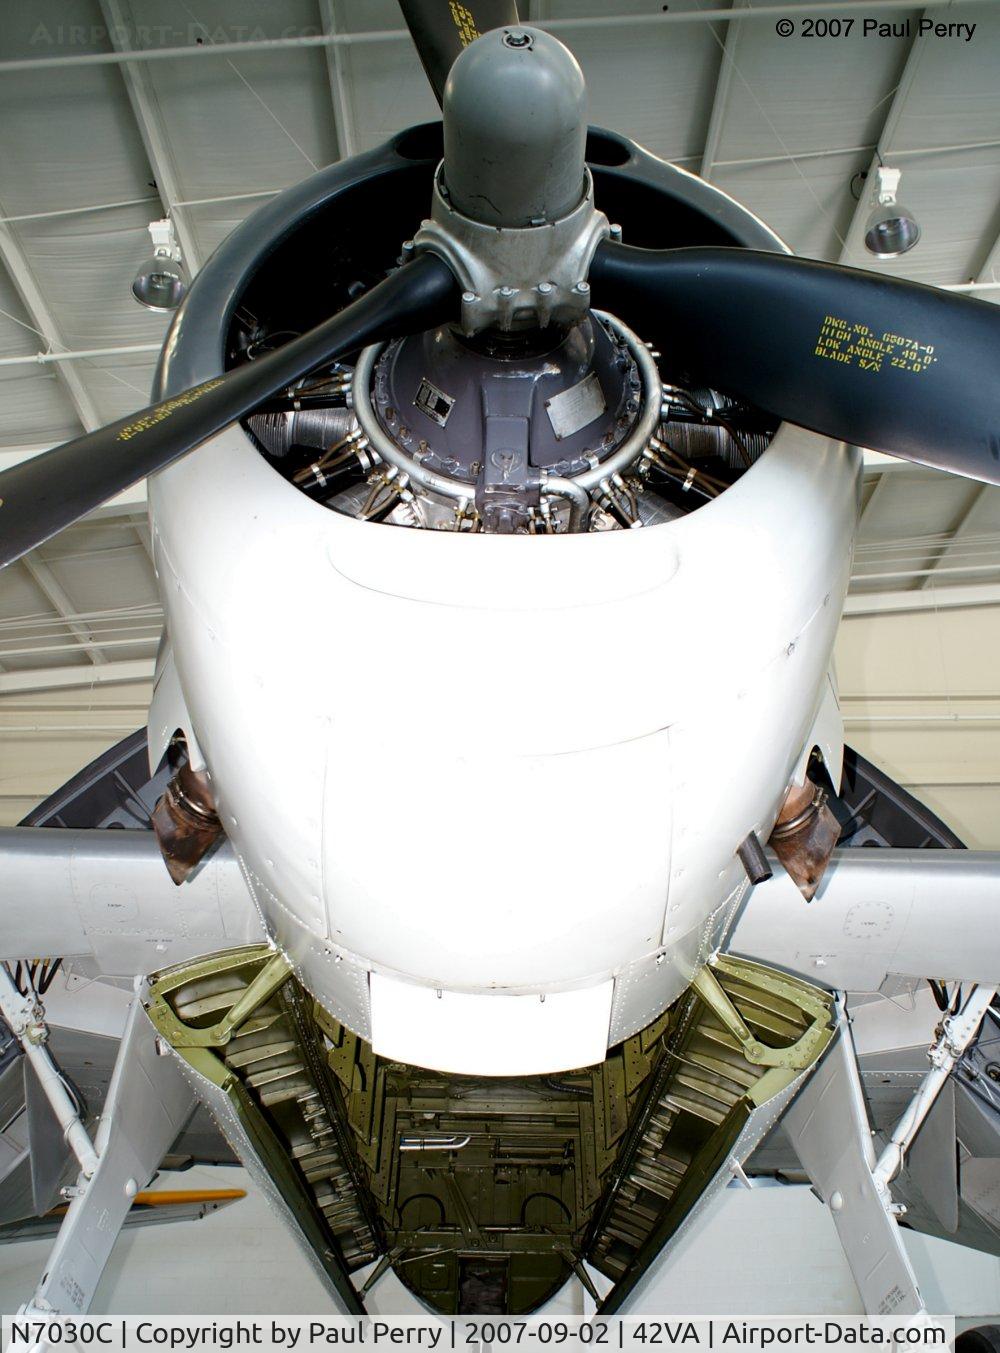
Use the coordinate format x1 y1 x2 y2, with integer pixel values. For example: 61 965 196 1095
1 0 999 836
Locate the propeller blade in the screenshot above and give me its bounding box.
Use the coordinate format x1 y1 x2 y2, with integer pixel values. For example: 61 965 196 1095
589 242 1000 484
0 254 458 570
399 0 519 104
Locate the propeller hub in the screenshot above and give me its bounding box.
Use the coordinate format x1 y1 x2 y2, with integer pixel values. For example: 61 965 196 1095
416 27 608 336
442 26 587 229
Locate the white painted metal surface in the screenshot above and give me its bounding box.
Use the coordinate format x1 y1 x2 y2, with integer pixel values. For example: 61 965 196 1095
148 415 858 1072
369 972 615 1076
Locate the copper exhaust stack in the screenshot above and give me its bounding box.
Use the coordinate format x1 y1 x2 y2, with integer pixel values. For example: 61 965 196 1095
768 778 841 901
152 761 224 885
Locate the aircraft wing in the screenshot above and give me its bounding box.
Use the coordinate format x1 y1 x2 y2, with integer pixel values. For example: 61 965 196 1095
3 822 999 996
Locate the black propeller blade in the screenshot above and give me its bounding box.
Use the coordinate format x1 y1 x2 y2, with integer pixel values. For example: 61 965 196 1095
0 255 458 571
589 242 1000 485
399 0 519 104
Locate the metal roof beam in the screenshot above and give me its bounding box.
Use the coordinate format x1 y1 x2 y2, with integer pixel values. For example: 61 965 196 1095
19 556 108 666
318 0 358 160
858 469 891 525
0 342 161 369
700 0 744 183
974 227 1000 286
130 515 154 565
918 484 990 589
843 581 1000 616
97 0 202 271
0 224 99 433
0 659 155 696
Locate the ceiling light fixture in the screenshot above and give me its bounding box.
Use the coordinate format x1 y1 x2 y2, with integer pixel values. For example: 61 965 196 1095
131 218 189 311
864 167 921 259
